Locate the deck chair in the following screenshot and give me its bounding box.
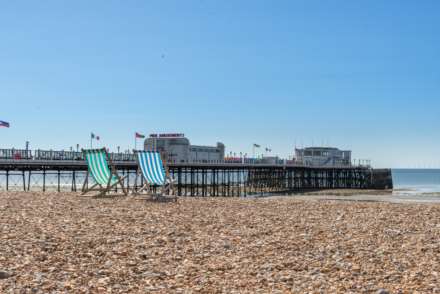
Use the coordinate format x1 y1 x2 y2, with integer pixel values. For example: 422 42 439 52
133 150 177 201
81 148 128 197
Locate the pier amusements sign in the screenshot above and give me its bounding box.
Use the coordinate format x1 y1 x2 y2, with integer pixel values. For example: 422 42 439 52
149 133 185 138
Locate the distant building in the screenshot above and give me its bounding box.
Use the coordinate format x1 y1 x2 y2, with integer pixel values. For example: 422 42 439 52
294 147 351 167
261 156 281 165
144 133 225 163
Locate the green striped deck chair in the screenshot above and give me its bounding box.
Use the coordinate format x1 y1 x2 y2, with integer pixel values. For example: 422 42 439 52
81 148 128 197
132 150 176 201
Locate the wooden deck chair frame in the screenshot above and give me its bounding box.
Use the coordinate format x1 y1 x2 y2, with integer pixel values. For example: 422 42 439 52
132 150 177 201
81 148 128 197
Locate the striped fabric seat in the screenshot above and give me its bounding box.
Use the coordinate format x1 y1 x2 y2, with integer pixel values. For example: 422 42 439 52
137 151 166 186
85 150 119 185
81 148 127 197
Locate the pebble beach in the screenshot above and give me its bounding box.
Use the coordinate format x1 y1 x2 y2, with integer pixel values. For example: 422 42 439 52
1 192 440 293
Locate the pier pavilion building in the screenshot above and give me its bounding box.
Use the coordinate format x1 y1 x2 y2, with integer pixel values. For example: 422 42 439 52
294 147 352 167
144 133 225 163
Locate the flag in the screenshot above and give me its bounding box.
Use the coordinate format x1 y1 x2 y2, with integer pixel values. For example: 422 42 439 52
135 132 145 139
265 148 272 152
91 133 100 140
253 144 260 148
0 120 10 128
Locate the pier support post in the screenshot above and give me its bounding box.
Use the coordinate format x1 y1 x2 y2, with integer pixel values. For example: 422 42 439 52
27 171 31 191
22 170 25 191
177 168 182 196
43 169 46 192
57 170 61 192
72 170 76 192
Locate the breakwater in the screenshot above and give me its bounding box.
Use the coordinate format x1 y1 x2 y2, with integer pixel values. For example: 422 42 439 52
0 159 392 196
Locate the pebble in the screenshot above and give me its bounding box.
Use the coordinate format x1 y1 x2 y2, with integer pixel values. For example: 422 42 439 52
1 192 440 292
0 271 11 279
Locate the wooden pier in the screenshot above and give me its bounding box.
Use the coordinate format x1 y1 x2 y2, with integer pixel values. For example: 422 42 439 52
0 158 392 196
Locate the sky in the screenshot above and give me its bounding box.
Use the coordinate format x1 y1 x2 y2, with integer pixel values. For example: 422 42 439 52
0 0 439 168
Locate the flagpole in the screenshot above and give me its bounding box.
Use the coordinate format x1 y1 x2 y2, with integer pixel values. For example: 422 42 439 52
135 137 137 151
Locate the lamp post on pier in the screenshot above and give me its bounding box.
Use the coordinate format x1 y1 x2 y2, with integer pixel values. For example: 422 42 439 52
253 144 260 159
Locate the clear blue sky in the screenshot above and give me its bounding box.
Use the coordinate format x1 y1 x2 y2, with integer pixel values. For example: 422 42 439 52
1 1 439 168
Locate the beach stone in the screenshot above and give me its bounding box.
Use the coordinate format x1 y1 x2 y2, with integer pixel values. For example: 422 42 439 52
377 289 389 294
0 271 11 279
4 192 440 292
34 272 43 284
97 277 110 286
223 242 232 249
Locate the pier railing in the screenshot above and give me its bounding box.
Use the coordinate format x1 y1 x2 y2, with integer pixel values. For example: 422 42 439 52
0 149 33 160
0 148 363 167
0 149 137 162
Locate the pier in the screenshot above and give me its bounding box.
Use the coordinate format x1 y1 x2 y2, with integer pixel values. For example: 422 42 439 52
0 149 392 195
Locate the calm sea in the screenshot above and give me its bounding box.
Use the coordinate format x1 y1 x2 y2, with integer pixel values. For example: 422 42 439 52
392 169 440 195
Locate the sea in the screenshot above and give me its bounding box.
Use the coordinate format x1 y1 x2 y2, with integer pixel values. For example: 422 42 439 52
392 169 440 195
